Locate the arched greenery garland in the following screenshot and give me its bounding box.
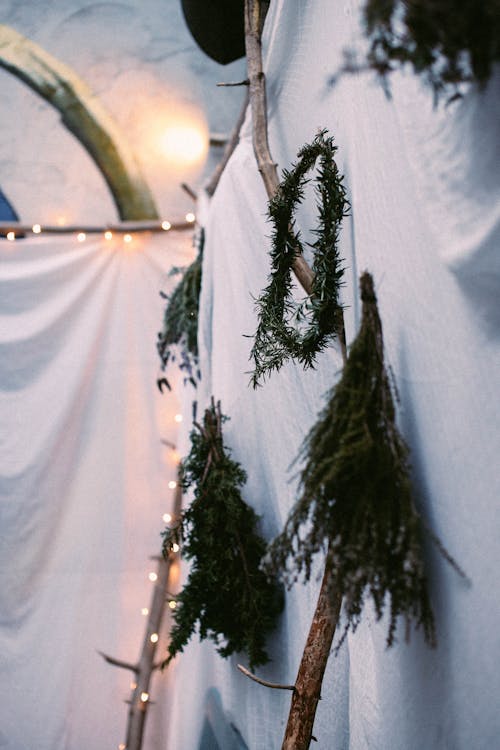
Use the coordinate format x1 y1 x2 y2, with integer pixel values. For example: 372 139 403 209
250 130 349 387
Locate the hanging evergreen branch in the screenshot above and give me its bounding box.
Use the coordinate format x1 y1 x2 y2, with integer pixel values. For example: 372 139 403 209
162 399 283 670
363 0 500 96
266 271 461 650
250 130 349 387
157 228 204 388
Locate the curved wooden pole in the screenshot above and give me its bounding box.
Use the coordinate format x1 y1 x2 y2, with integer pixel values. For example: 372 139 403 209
0 25 158 221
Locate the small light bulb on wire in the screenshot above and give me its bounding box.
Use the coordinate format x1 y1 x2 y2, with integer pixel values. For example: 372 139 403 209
124 234 132 244
77 232 86 243
174 414 183 423
6 231 15 241
140 692 149 703
150 633 159 643
185 212 195 223
161 220 171 231
168 600 177 610
172 543 180 553
162 513 172 523
32 224 41 234
168 480 177 489
148 572 158 582
104 230 113 240
141 607 149 616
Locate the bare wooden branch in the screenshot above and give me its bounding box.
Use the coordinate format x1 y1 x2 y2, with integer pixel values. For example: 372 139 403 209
181 183 198 201
97 651 138 674
216 79 250 87
244 0 314 296
281 557 342 750
0 220 192 235
237 664 295 691
205 89 250 197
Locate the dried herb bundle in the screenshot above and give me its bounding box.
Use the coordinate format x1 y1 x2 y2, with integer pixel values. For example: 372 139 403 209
266 272 443 648
162 399 283 669
364 0 500 95
157 229 204 388
250 130 349 387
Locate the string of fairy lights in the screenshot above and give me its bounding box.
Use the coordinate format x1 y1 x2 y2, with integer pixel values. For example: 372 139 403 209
0 213 196 242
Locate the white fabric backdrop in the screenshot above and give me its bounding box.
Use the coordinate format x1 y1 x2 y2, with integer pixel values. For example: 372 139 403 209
166 2 500 749
0 231 192 750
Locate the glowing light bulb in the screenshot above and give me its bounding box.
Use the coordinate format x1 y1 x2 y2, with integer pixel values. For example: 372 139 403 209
148 572 158 582
185 212 196 223
150 633 159 643
140 692 149 703
162 513 172 523
6 231 15 241
77 232 86 243
32 224 41 234
104 230 113 240
141 607 149 616
174 414 183 423
161 126 206 165
172 543 180 553
168 600 177 610
123 234 132 244
161 220 171 231
130 681 137 690
119 744 126 750
168 480 177 489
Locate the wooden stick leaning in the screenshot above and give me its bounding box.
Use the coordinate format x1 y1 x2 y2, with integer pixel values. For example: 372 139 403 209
243 2 346 748
99 481 183 750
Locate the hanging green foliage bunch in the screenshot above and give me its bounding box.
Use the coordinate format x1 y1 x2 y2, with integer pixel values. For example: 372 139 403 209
162 399 283 669
157 228 204 388
363 0 500 95
250 130 349 387
266 272 457 648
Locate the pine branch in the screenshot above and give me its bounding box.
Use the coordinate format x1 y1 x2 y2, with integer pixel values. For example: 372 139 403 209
157 229 204 387
250 130 349 387
162 399 283 670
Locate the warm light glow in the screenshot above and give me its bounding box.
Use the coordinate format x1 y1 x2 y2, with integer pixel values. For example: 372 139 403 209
32 224 41 234
140 692 149 703
161 126 206 166
168 480 177 489
150 633 159 643
148 572 158 582
6 231 15 241
141 607 149 616
162 513 172 523
57 216 66 226
185 212 196 223
77 232 86 243
104 230 113 240
119 744 126 750
174 414 183 423
130 681 137 690
172 543 180 553
161 220 171 231
168 600 177 610
123 234 132 244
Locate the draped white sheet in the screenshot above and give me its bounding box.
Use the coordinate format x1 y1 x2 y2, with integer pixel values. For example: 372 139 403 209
0 231 192 750
165 2 500 749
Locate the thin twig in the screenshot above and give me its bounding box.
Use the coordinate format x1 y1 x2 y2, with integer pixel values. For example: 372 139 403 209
217 79 250 87
205 89 250 197
181 183 198 201
97 651 138 673
237 664 295 691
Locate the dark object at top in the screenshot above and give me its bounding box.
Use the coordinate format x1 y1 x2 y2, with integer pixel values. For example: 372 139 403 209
181 0 245 64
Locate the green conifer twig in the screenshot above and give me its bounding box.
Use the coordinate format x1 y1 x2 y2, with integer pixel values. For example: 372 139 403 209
162 399 283 670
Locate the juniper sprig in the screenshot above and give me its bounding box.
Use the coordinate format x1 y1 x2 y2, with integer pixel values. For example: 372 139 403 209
266 272 455 649
250 130 349 387
363 0 500 96
157 229 204 387
162 399 283 669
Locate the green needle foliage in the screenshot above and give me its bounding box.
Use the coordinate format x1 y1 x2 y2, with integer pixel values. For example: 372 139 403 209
266 272 458 648
157 229 204 388
250 130 349 387
162 399 283 669
363 0 500 95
